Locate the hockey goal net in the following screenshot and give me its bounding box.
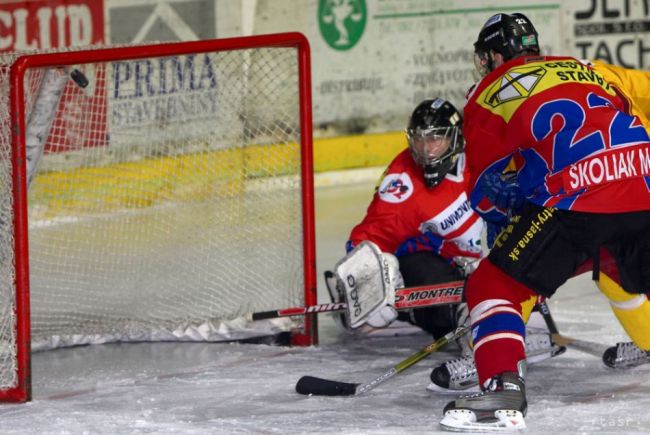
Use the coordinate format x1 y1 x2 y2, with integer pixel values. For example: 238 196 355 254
0 33 317 402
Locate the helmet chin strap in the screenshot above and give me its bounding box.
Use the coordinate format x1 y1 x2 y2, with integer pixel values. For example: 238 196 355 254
487 51 497 73
423 166 441 188
424 161 449 188
475 51 496 77
483 50 503 74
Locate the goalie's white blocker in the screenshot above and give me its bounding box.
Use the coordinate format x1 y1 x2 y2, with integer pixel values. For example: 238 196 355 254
333 241 404 329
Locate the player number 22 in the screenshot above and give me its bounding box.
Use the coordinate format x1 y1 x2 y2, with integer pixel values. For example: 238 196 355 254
531 93 649 172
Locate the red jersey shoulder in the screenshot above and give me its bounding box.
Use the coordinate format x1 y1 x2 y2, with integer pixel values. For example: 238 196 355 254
375 150 423 204
376 151 468 203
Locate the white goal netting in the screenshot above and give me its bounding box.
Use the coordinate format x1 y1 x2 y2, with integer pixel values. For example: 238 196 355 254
0 36 315 396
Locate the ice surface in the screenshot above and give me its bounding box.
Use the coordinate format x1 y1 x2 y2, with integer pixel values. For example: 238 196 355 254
0 179 648 434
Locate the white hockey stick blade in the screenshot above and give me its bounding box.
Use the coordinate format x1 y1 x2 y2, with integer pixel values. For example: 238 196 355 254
440 409 526 432
551 333 607 358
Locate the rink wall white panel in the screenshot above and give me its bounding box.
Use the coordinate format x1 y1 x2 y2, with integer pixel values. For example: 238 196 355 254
248 0 650 136
1 0 648 142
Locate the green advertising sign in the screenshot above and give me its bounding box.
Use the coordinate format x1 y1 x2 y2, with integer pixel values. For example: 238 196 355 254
318 0 367 50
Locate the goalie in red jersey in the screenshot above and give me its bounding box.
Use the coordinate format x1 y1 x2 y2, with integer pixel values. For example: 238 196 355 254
326 98 481 341
440 12 650 432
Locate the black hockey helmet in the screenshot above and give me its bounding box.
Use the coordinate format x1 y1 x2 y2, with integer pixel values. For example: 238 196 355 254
473 13 540 76
406 98 463 188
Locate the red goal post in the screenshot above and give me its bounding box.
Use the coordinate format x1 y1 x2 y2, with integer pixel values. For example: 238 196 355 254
0 32 317 402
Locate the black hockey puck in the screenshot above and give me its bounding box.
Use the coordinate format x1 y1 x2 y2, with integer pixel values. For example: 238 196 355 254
70 69 89 88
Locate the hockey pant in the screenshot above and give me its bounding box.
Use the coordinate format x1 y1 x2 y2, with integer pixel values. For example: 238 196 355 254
467 203 650 385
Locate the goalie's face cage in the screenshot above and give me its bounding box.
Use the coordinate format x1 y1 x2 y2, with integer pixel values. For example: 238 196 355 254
407 126 461 187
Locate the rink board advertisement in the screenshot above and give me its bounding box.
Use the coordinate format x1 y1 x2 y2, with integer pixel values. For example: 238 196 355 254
251 0 650 135
305 0 562 133
572 1 650 69
105 0 221 44
249 0 563 134
4 0 650 164
0 0 104 52
108 54 221 132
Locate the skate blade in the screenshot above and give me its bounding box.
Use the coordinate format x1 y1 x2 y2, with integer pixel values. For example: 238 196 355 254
607 354 650 369
440 409 526 432
350 320 423 337
426 382 480 394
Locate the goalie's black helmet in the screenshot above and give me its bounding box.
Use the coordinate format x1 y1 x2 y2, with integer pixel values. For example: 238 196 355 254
406 99 463 188
474 13 540 76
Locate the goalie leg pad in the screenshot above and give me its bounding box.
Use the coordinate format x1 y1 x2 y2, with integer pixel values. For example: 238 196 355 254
334 241 399 329
324 270 348 330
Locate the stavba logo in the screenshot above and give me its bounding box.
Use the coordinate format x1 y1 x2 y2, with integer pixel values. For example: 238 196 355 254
318 0 367 51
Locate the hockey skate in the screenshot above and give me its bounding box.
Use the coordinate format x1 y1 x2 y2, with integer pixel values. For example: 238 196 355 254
429 354 479 393
428 329 566 393
440 371 527 432
453 303 472 356
603 341 650 369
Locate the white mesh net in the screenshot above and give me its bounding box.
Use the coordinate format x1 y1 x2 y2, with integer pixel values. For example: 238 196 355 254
0 40 313 392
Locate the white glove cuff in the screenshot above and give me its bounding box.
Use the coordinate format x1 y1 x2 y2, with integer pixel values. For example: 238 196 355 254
365 305 398 328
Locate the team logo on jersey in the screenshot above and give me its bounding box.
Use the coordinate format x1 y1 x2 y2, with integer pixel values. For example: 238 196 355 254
378 173 413 203
483 65 546 108
479 60 617 122
419 195 473 236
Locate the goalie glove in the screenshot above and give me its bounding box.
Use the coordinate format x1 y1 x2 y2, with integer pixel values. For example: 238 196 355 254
333 241 403 329
365 252 402 328
325 267 398 330
480 171 525 214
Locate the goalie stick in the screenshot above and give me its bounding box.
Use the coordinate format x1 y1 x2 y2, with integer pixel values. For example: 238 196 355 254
536 300 607 358
250 280 464 321
295 326 468 396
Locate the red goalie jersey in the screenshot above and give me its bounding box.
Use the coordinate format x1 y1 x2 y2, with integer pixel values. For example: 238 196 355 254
465 56 650 213
348 149 483 260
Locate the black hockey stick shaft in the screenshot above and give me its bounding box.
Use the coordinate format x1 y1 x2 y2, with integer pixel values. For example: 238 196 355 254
251 280 464 321
537 299 606 357
295 326 469 396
